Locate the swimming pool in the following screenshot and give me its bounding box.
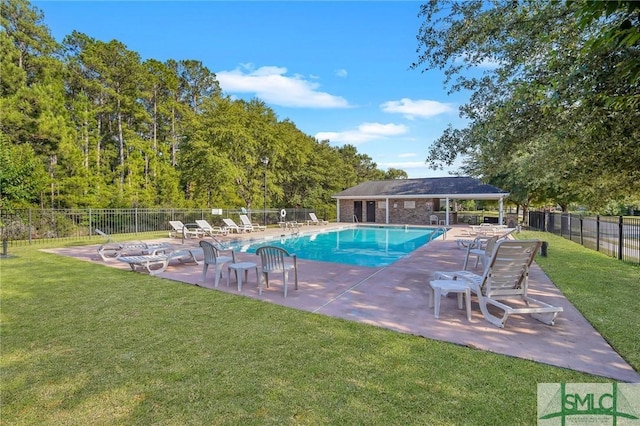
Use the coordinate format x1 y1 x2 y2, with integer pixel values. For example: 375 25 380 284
228 225 444 267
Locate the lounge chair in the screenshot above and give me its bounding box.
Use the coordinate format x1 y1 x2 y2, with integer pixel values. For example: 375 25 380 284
117 245 203 275
463 236 498 270
307 212 328 225
456 227 516 249
222 218 252 233
94 228 115 243
435 239 563 328
199 240 235 287
169 220 203 239
195 219 229 237
255 246 298 297
95 229 173 261
239 214 266 231
98 241 173 261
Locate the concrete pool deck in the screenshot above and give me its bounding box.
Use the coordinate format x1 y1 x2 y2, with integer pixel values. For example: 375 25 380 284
44 224 640 383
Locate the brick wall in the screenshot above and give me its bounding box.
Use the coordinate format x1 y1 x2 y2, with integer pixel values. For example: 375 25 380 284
338 198 452 225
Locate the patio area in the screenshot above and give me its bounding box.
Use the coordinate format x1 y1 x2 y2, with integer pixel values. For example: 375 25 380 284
44 224 640 383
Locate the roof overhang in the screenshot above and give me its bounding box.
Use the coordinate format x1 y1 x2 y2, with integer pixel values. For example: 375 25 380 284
332 193 509 200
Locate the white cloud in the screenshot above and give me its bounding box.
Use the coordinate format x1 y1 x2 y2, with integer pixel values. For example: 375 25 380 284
398 152 417 158
380 98 454 119
216 64 350 108
315 122 407 145
335 68 348 78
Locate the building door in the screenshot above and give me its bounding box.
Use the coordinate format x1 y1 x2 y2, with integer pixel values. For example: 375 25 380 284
354 201 363 222
366 201 376 222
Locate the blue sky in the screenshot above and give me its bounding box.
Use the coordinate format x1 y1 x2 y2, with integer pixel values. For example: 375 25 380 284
34 1 472 178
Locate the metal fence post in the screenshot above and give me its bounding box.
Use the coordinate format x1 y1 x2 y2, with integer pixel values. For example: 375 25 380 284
596 215 600 252
618 216 623 261
579 216 583 245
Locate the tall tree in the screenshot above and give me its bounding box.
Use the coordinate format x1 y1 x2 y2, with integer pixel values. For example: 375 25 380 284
1 0 73 207
413 0 640 211
0 135 48 208
384 168 408 180
0 0 58 82
337 144 385 183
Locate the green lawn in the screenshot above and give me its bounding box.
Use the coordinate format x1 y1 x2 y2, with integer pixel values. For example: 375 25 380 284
1 232 638 425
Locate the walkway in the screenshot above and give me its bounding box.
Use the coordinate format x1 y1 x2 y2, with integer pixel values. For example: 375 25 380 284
44 224 640 383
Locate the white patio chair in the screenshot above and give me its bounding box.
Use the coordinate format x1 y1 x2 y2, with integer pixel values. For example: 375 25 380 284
255 246 298 297
199 240 235 287
463 236 498 270
436 239 563 328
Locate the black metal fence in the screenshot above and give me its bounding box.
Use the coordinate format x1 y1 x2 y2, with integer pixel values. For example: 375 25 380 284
0 208 315 247
528 211 640 264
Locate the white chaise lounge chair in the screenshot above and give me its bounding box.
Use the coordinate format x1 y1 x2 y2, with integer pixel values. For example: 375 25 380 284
95 228 172 261
456 227 516 249
117 245 202 275
239 214 266 231
195 219 229 237
434 239 563 328
169 220 203 239
307 212 328 225
222 218 252 233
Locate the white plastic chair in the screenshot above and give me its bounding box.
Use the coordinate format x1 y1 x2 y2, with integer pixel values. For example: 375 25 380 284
436 240 563 328
463 236 498 270
199 240 235 287
255 246 298 297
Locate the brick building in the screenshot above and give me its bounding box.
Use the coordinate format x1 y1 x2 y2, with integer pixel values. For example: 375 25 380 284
332 177 509 226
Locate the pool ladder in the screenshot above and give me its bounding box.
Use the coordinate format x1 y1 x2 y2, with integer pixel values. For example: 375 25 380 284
432 226 447 240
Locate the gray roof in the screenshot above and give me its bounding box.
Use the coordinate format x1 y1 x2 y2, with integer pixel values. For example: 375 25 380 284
332 177 508 200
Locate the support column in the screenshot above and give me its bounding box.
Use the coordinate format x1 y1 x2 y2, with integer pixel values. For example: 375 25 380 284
385 198 390 224
336 199 340 223
445 197 450 226
499 197 504 225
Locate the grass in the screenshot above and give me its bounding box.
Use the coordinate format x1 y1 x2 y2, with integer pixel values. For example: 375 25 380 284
1 233 638 425
517 231 640 369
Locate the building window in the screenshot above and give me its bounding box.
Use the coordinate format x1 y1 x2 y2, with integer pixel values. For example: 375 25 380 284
404 201 415 209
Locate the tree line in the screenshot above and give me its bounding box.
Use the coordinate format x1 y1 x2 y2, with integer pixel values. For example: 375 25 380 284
0 0 407 215
413 0 640 216
3 0 638 218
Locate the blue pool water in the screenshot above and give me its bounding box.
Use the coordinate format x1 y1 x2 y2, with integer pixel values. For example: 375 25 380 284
228 226 444 267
